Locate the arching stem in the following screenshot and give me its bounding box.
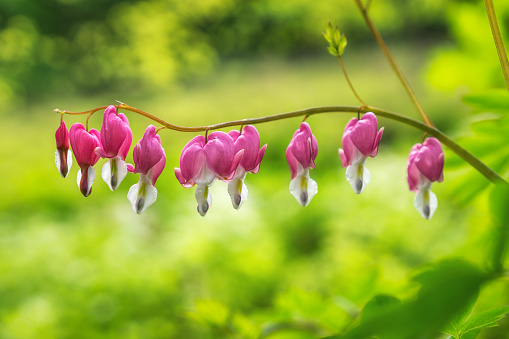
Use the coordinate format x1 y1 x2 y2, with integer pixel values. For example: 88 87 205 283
58 103 506 184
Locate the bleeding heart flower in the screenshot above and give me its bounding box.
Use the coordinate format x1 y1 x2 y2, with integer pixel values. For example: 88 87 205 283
95 105 133 191
407 137 444 219
227 125 267 209
175 131 244 216
126 125 166 214
55 120 72 178
286 122 319 207
339 112 384 194
69 123 102 197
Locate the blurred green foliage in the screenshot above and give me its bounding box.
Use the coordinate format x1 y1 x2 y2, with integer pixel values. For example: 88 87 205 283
0 0 448 108
1 0 509 338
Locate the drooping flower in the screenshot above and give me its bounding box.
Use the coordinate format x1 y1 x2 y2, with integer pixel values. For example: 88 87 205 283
55 120 72 178
407 137 444 220
126 125 166 214
286 122 319 207
227 125 267 209
175 132 244 216
95 105 133 191
69 123 102 197
339 112 384 194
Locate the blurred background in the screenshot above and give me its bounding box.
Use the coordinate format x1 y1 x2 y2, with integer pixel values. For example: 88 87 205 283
1 0 509 338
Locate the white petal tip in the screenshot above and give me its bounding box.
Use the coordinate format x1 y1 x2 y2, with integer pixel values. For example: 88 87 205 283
228 177 248 210
55 149 72 178
290 173 318 207
77 166 95 197
102 157 127 191
127 177 158 214
414 189 438 220
346 163 370 194
195 184 212 216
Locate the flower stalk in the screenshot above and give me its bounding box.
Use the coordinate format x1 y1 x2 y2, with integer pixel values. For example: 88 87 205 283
353 0 434 128
484 0 509 92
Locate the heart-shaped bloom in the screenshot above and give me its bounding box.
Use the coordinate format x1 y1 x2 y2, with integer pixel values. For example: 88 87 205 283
175 131 244 216
126 125 166 214
55 120 72 178
407 137 444 219
69 123 102 197
339 112 384 194
227 125 267 209
95 105 133 191
286 122 318 207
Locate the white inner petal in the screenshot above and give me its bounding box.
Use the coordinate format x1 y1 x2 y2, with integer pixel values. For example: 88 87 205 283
127 174 158 214
414 188 438 220
194 161 217 186
55 150 62 176
346 162 370 194
102 156 128 191
66 150 73 178
289 170 318 207
55 150 72 178
195 184 213 216
228 173 248 210
76 166 95 197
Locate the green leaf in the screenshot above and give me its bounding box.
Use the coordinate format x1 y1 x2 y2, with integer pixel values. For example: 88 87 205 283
322 32 332 44
323 22 347 57
441 291 478 337
361 295 401 322
460 328 480 339
490 183 509 272
333 27 341 46
463 90 509 113
327 46 339 57
338 35 347 56
326 21 333 39
460 305 509 335
339 260 485 339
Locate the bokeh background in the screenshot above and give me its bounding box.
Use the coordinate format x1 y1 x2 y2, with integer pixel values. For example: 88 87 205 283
1 0 509 338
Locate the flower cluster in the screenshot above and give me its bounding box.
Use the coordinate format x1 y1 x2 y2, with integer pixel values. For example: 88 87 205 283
55 108 444 219
174 126 266 216
55 106 166 213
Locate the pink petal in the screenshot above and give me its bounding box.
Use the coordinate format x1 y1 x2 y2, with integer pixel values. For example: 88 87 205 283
150 151 166 184
286 145 299 180
415 138 444 182
204 131 235 177
338 148 348 168
290 122 318 169
55 121 69 149
117 113 133 160
407 143 423 192
251 144 267 174
98 106 132 159
133 125 165 175
175 168 195 188
369 127 384 157
70 123 101 167
349 113 378 157
226 149 245 180
179 136 206 182
233 125 264 172
339 129 355 167
228 130 240 142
